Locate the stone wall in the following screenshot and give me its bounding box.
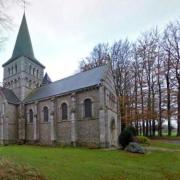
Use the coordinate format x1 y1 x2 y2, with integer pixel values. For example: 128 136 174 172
25 88 101 146
0 94 6 144
7 103 18 143
92 65 120 147
0 91 18 144
77 119 99 146
56 121 71 144
76 89 100 146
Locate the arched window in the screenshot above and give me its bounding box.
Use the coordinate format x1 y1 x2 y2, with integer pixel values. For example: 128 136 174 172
29 109 33 123
43 106 49 122
111 119 115 130
84 98 92 118
62 103 68 120
11 67 14 75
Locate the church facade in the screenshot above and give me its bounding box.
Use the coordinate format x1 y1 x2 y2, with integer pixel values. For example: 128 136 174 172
0 14 120 147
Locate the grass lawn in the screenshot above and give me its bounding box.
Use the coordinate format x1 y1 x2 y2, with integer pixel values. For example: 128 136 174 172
150 140 180 150
0 142 180 180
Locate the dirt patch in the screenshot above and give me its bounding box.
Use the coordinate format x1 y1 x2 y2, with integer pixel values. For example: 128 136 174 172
0 158 45 180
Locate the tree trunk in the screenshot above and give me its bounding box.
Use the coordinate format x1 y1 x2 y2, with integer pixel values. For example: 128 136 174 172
149 120 152 136
177 86 180 136
146 121 149 136
140 86 145 135
166 74 171 136
157 56 162 136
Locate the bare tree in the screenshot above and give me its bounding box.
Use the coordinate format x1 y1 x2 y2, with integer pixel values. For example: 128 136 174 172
156 46 163 136
80 43 110 71
110 39 132 130
162 29 174 136
164 22 180 136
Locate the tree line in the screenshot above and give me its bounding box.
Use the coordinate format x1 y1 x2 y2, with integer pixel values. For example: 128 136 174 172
80 21 180 137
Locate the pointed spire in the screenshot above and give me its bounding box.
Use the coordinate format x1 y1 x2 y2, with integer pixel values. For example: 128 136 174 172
2 13 45 69
41 73 52 86
12 13 34 59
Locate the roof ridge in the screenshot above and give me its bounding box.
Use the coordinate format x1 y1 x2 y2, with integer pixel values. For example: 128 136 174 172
24 65 108 102
42 65 108 87
54 65 107 83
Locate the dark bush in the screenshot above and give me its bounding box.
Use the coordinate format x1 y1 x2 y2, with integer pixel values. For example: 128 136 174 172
125 126 137 136
118 126 136 149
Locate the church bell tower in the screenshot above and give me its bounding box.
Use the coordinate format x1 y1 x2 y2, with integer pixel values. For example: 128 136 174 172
2 13 45 101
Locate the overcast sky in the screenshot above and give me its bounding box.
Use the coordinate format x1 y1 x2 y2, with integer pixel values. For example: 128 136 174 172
1 0 180 81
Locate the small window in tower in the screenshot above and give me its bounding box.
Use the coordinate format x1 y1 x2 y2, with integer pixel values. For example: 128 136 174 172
8 68 10 75
15 64 17 74
29 109 33 123
33 68 35 75
11 67 14 75
29 65 32 74
14 79 17 88
37 70 39 78
29 80 32 87
11 81 13 88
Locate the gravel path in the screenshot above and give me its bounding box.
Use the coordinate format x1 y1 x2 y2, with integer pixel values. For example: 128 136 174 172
147 147 180 152
165 140 180 145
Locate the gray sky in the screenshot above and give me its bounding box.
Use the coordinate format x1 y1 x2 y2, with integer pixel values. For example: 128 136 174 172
1 0 180 81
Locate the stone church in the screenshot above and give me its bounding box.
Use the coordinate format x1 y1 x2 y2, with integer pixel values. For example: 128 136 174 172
0 13 120 147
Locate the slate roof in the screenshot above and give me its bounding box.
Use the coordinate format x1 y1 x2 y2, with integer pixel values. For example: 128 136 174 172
2 13 45 68
25 65 108 103
42 73 52 86
0 87 20 105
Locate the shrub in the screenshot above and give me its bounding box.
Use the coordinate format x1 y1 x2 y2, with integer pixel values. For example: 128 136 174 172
136 136 150 145
118 126 136 149
125 126 137 136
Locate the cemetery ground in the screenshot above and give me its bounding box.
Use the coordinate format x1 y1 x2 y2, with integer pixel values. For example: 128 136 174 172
0 139 180 180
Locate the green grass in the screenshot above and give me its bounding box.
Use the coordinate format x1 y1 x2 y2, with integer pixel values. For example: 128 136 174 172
0 144 179 180
150 140 180 150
